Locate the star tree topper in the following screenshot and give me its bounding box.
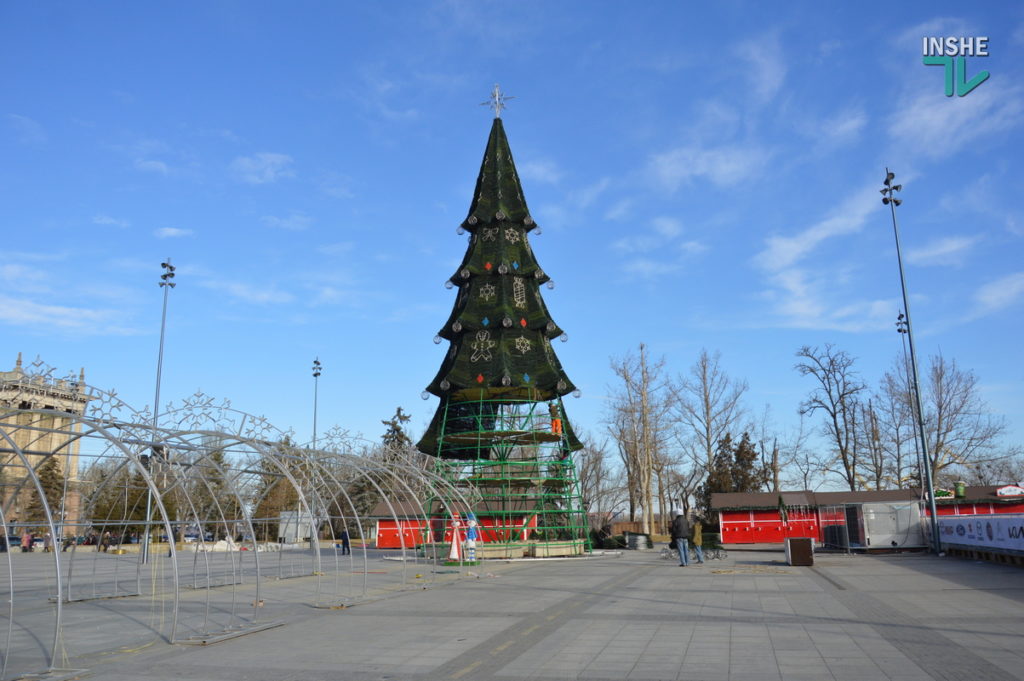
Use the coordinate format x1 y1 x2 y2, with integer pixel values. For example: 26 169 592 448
481 84 514 118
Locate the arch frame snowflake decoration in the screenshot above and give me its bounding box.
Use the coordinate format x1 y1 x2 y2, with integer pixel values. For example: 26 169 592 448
0 359 472 680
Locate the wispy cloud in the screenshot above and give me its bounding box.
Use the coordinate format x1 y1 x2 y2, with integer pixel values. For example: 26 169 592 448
93 214 130 228
652 217 682 238
318 172 354 199
155 227 193 238
347 70 419 123
753 182 880 272
0 295 134 335
572 178 611 209
972 272 1024 317
200 279 293 304
937 172 1023 237
753 183 892 330
651 144 770 190
518 159 563 184
612 216 705 277
805 106 866 148
888 85 1024 160
894 18 973 47
135 158 170 175
7 114 47 144
0 264 50 294
734 32 786 104
621 258 682 278
312 286 359 306
317 242 355 256
757 268 895 332
604 199 633 221
261 213 311 231
906 235 979 266
231 153 295 184
612 235 659 254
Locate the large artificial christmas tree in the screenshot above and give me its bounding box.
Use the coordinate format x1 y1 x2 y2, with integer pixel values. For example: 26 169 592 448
417 91 588 556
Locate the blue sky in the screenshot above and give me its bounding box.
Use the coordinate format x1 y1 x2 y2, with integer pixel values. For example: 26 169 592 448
2 2 1022 455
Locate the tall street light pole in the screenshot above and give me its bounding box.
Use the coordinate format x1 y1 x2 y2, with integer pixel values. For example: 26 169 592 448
881 171 941 554
312 358 322 450
896 313 925 489
143 259 175 564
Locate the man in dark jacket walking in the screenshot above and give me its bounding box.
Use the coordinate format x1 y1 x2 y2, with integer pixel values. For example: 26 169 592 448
670 510 690 567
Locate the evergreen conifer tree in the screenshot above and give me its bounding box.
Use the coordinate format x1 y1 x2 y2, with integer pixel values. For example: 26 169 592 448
25 455 65 525
414 101 588 552
417 115 581 457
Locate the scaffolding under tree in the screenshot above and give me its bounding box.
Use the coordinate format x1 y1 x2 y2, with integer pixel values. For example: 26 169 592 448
417 109 588 556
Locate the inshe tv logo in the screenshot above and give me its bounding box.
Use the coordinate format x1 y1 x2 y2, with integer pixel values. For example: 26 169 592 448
923 36 990 97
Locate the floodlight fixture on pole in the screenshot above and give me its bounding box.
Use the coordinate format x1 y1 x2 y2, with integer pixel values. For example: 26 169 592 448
312 357 322 450
143 258 176 564
882 171 941 554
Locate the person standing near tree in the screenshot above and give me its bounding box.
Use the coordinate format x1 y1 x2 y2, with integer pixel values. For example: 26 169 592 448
670 510 690 567
21 530 32 553
690 517 705 565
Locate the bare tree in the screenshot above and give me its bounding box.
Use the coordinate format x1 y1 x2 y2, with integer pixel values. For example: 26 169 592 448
876 359 921 489
921 354 1007 486
795 344 866 491
753 405 782 492
608 407 641 524
780 415 822 490
857 400 887 490
956 447 1024 486
605 344 674 535
574 435 625 529
666 462 704 517
674 349 747 476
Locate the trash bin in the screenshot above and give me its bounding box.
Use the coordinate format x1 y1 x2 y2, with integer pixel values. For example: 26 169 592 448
785 537 814 566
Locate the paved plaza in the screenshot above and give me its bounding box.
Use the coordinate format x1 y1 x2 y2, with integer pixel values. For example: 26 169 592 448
39 547 1024 681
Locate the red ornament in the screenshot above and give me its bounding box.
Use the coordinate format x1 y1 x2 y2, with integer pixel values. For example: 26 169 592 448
484 262 493 271
519 318 527 327
476 373 484 383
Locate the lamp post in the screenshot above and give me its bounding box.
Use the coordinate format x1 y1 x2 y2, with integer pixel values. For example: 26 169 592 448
881 171 941 554
895 313 925 489
311 358 322 450
142 259 175 564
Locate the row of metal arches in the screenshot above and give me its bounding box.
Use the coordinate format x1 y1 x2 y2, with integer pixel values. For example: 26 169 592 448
0 395 471 680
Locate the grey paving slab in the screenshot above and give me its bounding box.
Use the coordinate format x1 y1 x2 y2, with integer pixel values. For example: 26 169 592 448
7 548 1023 680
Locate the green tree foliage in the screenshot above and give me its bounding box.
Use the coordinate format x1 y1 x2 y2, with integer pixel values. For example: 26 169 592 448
85 466 152 536
25 455 66 525
250 439 301 541
340 411 415 522
730 433 761 494
381 406 412 457
695 432 763 519
189 447 243 540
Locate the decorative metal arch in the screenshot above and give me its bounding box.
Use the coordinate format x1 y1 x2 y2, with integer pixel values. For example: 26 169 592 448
0 361 474 680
